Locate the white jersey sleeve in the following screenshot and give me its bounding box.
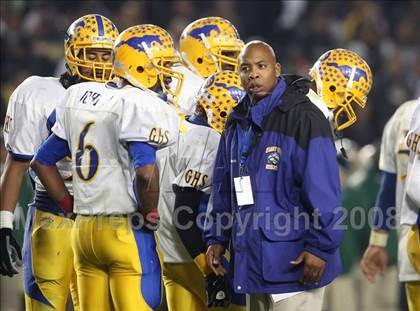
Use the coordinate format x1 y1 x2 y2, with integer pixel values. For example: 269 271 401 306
119 93 181 148
51 91 70 141
401 100 420 226
173 123 220 194
378 109 399 174
4 76 65 158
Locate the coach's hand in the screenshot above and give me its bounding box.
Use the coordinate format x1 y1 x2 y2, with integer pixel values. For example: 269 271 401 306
206 243 227 276
205 272 231 308
360 245 387 283
0 228 22 277
291 251 325 286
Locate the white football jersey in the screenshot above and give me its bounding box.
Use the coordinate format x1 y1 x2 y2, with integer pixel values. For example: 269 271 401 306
306 88 334 123
379 99 419 281
53 81 181 215
157 120 220 263
3 76 73 193
169 63 204 116
401 100 420 227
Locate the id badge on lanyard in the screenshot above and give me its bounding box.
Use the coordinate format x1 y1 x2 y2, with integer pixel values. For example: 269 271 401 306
233 125 255 206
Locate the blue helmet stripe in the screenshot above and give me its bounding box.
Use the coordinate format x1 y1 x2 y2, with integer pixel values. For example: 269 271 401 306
95 15 104 36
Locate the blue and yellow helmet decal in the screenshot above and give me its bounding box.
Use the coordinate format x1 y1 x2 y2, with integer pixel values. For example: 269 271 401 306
113 24 184 99
180 17 243 78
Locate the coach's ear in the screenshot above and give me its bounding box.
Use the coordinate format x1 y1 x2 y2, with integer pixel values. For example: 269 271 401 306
275 63 281 78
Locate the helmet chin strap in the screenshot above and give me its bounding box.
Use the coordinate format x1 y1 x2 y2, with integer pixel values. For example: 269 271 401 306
334 128 348 159
342 65 357 105
199 33 220 72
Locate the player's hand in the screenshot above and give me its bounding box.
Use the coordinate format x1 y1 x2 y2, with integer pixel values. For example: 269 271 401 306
0 228 22 277
291 251 326 285
205 272 231 308
360 245 388 283
206 244 227 276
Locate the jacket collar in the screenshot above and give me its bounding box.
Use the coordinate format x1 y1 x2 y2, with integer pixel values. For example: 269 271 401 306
230 78 287 128
277 75 311 112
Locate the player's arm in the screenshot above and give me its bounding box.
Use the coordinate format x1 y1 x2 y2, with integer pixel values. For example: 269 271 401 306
361 111 398 283
1 83 39 276
30 134 72 214
129 142 160 230
0 154 29 276
1 155 31 214
360 171 395 283
173 186 211 273
173 185 231 307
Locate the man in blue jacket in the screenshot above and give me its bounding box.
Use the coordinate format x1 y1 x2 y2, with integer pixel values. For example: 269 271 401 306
204 41 372 310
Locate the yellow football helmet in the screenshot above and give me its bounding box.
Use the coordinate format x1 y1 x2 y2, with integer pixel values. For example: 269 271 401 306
309 48 372 131
180 17 244 78
64 14 118 82
196 70 245 133
113 24 184 99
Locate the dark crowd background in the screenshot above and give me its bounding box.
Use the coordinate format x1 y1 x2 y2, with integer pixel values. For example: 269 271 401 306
1 0 419 145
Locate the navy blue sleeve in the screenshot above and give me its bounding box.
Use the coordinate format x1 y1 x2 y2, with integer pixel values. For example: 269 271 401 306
34 134 71 166
8 151 33 162
204 132 232 248
46 109 57 133
128 142 157 168
373 171 396 231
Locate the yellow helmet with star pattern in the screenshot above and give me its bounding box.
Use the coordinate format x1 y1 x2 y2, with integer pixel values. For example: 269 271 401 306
309 48 373 131
196 70 245 133
64 14 118 82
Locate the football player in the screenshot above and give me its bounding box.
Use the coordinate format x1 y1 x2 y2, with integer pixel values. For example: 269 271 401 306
0 14 118 311
169 16 243 115
157 70 246 311
360 99 420 310
30 24 183 311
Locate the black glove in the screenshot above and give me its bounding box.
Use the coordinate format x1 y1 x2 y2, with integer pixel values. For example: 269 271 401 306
205 272 231 308
0 228 22 277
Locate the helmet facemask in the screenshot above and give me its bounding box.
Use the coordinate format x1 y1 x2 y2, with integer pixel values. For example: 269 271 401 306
67 46 114 82
332 91 366 131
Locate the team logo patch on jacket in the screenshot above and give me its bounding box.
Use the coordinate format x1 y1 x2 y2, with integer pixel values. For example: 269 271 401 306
265 146 281 170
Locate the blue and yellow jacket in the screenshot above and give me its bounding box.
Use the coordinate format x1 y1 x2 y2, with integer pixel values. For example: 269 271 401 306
204 75 344 294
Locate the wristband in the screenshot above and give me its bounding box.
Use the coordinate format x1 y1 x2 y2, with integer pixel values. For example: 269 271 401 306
369 230 388 247
58 195 74 214
0 210 14 229
144 208 159 225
